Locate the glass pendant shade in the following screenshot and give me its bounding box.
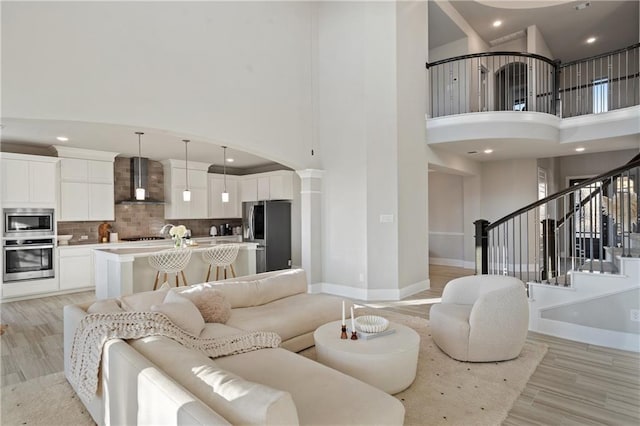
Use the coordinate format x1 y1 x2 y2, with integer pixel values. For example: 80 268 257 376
135 132 145 200
183 139 191 203
222 145 229 203
135 187 146 200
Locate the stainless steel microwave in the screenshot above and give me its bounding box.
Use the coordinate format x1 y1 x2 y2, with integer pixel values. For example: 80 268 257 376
3 208 55 237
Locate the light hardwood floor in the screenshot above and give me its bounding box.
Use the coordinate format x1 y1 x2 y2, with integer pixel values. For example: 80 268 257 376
1 265 639 425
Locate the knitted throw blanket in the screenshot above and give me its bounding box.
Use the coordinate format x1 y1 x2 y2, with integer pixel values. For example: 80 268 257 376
69 311 282 401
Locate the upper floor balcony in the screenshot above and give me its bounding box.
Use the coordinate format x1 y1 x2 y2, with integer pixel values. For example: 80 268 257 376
426 43 640 152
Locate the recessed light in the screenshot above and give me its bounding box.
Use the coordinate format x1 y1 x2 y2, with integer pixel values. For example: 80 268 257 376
575 147 585 152
586 37 596 44
226 158 234 163
56 136 69 142
484 149 494 154
492 20 502 28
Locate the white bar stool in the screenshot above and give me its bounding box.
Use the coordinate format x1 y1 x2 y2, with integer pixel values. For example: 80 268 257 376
202 244 240 281
148 248 192 290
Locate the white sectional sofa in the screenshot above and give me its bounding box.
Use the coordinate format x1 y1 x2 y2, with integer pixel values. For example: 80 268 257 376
64 269 406 425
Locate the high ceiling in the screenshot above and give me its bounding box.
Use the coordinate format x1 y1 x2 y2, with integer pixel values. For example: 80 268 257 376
0 118 275 170
1 1 637 166
443 0 639 63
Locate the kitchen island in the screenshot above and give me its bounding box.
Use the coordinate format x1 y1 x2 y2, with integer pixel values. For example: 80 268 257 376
93 239 257 299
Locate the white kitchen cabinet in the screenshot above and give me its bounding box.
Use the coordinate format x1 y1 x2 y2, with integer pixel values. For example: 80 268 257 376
208 174 241 218
162 159 211 219
257 176 270 200
58 247 94 290
60 182 89 220
267 171 295 200
240 177 258 202
54 147 118 222
239 170 295 202
60 158 88 181
89 183 115 220
88 160 114 183
0 153 58 207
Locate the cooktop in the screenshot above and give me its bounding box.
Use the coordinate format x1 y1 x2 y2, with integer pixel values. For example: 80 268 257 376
119 236 166 242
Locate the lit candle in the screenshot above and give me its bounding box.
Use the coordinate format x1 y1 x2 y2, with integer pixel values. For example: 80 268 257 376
341 300 345 326
350 306 356 333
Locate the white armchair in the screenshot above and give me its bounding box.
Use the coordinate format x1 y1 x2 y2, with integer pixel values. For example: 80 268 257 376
430 275 529 362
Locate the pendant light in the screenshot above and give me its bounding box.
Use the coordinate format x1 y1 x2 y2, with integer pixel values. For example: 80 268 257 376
182 139 191 202
134 132 145 200
221 146 229 203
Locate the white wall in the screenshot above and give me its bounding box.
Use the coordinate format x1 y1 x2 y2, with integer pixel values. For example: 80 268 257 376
316 2 369 290
429 38 468 62
490 36 527 53
2 1 316 170
463 174 482 266
290 174 302 268
429 172 464 263
557 149 639 188
481 158 539 222
527 25 554 59
433 0 488 54
397 0 429 290
364 2 399 291
316 1 428 298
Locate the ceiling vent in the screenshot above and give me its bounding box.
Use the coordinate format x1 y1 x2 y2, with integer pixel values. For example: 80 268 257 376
489 29 527 47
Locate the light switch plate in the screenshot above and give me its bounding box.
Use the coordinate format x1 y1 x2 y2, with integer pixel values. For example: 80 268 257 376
379 214 394 223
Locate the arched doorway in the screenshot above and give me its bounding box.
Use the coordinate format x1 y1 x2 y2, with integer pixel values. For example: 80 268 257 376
495 62 528 111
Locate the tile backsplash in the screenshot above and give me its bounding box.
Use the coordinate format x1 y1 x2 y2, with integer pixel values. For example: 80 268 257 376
57 157 241 242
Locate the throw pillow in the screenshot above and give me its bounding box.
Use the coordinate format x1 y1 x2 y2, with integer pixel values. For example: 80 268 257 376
151 292 205 336
178 287 232 324
87 299 124 314
120 289 168 312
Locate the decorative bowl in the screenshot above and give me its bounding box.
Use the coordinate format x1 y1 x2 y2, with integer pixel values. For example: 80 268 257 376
57 235 73 245
355 315 389 333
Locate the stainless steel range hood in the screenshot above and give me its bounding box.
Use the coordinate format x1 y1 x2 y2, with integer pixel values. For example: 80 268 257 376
117 157 165 205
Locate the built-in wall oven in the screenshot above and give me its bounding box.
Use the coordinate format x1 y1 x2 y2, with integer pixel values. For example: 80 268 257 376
3 208 55 282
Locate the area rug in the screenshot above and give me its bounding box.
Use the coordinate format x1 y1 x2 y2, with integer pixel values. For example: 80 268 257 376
1 311 546 426
300 308 548 426
1 372 95 426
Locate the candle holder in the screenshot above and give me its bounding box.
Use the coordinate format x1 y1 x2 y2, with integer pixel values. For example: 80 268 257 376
340 324 348 339
350 331 358 340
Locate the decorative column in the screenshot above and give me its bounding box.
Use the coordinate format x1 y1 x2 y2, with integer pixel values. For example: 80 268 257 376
296 169 324 287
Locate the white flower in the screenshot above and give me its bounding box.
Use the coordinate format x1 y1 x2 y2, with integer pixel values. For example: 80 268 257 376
169 225 187 239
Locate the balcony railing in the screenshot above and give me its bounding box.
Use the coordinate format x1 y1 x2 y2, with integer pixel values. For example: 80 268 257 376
426 43 639 119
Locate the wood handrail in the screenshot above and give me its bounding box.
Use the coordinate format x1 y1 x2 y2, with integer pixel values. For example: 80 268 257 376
488 156 640 230
426 51 557 69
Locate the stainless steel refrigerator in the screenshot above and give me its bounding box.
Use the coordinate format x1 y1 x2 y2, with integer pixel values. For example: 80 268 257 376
242 201 291 273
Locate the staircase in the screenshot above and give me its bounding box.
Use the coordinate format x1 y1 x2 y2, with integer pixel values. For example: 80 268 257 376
476 155 640 351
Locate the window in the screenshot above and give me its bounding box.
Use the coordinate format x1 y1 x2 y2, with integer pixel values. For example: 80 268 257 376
513 100 526 111
593 77 608 113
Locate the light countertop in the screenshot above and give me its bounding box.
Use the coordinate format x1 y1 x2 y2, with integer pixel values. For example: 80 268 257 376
59 235 243 249
93 240 257 259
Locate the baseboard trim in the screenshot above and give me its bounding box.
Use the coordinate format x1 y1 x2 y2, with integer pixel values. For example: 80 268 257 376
309 279 430 301
531 317 640 353
430 257 475 270
430 257 463 267
399 279 430 299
